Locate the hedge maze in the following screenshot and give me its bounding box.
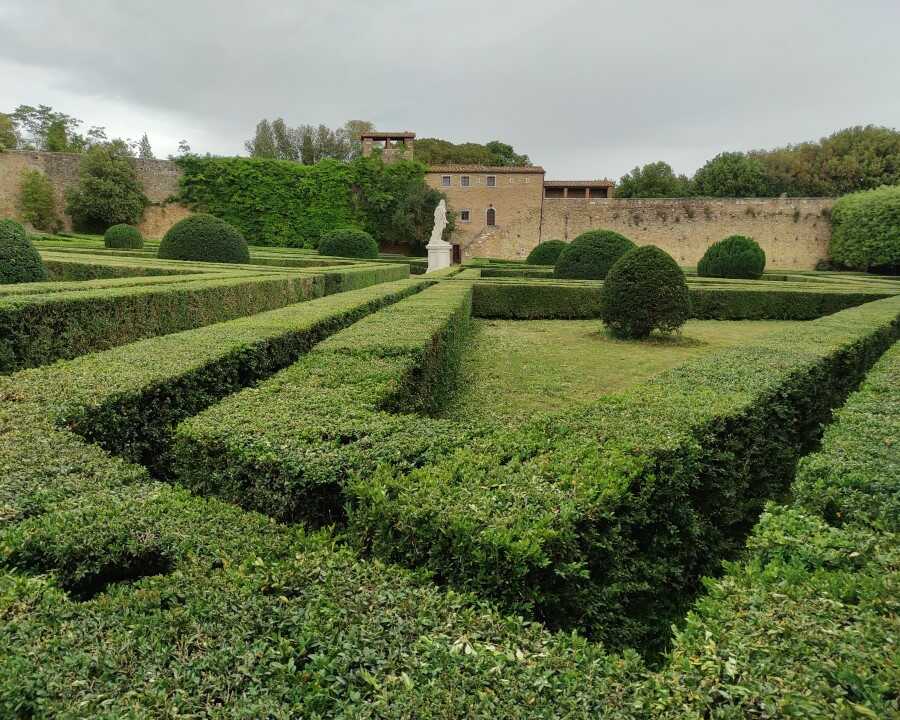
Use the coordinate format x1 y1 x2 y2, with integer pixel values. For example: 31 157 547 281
1 240 899 717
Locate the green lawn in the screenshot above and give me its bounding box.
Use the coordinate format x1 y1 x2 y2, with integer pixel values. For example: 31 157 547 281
442 318 805 425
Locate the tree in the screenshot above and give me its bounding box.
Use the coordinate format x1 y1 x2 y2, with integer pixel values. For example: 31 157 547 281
271 119 298 161
692 152 772 197
344 119 375 159
0 113 16 150
65 140 148 231
616 161 691 197
414 137 532 166
245 119 277 158
19 169 60 232
137 133 154 159
177 139 192 155
45 119 69 152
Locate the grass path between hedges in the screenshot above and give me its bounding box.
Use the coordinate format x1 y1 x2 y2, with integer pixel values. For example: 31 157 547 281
442 318 805 424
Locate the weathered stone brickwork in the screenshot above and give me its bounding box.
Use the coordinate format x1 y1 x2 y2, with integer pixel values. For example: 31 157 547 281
0 150 188 237
539 197 833 269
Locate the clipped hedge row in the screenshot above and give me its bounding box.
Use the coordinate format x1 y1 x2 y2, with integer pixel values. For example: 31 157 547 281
0 264 408 373
472 279 895 320
348 296 900 653
172 280 476 524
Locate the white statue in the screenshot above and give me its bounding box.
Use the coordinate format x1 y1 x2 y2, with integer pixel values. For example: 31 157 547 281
429 199 449 246
426 198 452 272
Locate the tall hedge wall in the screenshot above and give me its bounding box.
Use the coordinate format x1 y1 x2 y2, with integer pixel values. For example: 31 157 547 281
176 155 438 249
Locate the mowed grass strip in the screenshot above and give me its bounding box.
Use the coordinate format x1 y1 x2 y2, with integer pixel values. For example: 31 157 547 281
441 318 806 424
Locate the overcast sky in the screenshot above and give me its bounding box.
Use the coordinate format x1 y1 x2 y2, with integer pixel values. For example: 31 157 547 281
2 1 898 179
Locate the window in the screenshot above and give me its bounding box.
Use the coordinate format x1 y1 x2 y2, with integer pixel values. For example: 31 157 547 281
460 209 471 222
441 175 451 187
486 207 496 226
486 175 496 187
460 175 470 187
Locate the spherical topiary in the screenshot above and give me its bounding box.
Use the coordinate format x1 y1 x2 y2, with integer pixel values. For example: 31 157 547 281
830 186 900 274
158 214 249 263
104 223 144 249
526 239 567 265
697 235 766 279
0 219 48 284
318 228 379 259
600 245 690 339
554 230 636 279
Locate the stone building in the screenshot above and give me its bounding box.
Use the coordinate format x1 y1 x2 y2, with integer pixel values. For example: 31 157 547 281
362 131 832 269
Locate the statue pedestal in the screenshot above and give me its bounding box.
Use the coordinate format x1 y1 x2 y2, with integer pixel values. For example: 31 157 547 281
426 241 452 273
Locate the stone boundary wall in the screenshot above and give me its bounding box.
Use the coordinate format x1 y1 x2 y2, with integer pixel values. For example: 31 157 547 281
536 197 834 269
0 150 189 237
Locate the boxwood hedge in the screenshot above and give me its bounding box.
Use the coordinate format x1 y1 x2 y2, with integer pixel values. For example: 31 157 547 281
0 271 897 716
172 280 477 523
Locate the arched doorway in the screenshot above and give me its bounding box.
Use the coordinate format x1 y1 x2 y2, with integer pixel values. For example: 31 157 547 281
486 207 496 226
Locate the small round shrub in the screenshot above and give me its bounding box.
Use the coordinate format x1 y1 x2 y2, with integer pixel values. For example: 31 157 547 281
526 239 567 265
830 186 900 274
600 245 690 339
104 223 144 249
554 230 636 279
158 214 249 263
697 235 766 279
318 228 379 259
0 219 48 284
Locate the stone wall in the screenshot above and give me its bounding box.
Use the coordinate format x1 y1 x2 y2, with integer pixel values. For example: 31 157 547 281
0 150 189 237
538 197 833 269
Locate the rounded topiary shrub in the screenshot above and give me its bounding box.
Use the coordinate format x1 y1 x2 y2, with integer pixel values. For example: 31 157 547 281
697 235 766 279
104 223 144 249
158 214 249 263
0 218 48 284
600 245 690 339
554 230 636 279
526 239 567 265
318 228 379 259
830 186 900 274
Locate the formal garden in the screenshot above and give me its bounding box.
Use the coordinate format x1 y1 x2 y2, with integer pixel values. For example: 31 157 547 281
0 185 899 717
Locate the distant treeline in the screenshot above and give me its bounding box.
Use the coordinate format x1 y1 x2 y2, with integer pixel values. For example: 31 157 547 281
617 126 900 198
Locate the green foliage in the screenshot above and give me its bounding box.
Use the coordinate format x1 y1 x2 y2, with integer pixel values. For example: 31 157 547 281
526 239 567 265
9 104 107 152
600 245 690 338
554 229 636 279
103 224 144 249
318 227 378 259
44 119 68 152
697 234 766 279
0 113 15 150
158 214 250 263
176 155 446 250
0 219 47 284
830 185 900 273
692 151 771 197
414 137 531 166
65 140 148 231
18 169 60 232
616 161 692 198
136 133 153 159
754 125 900 196
472 279 890 320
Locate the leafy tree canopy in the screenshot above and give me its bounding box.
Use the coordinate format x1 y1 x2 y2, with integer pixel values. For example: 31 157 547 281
7 104 107 152
414 138 531 166
692 152 771 197
245 118 375 163
616 161 691 198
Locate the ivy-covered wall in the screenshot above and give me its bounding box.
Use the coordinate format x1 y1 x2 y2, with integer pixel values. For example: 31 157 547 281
176 155 440 249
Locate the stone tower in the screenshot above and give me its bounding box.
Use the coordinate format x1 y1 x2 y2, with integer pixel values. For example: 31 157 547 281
360 131 415 163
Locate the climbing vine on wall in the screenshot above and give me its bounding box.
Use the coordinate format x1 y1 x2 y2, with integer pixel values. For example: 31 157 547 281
175 155 445 249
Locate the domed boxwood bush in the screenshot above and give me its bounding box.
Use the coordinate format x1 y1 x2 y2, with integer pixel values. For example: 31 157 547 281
0 218 48 284
554 230 636 279
318 228 379 259
830 186 900 274
104 223 144 249
158 214 249 264
600 245 690 339
526 239 567 265
697 235 766 279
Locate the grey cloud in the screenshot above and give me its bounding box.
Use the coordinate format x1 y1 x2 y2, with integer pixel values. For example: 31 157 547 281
1 0 898 177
